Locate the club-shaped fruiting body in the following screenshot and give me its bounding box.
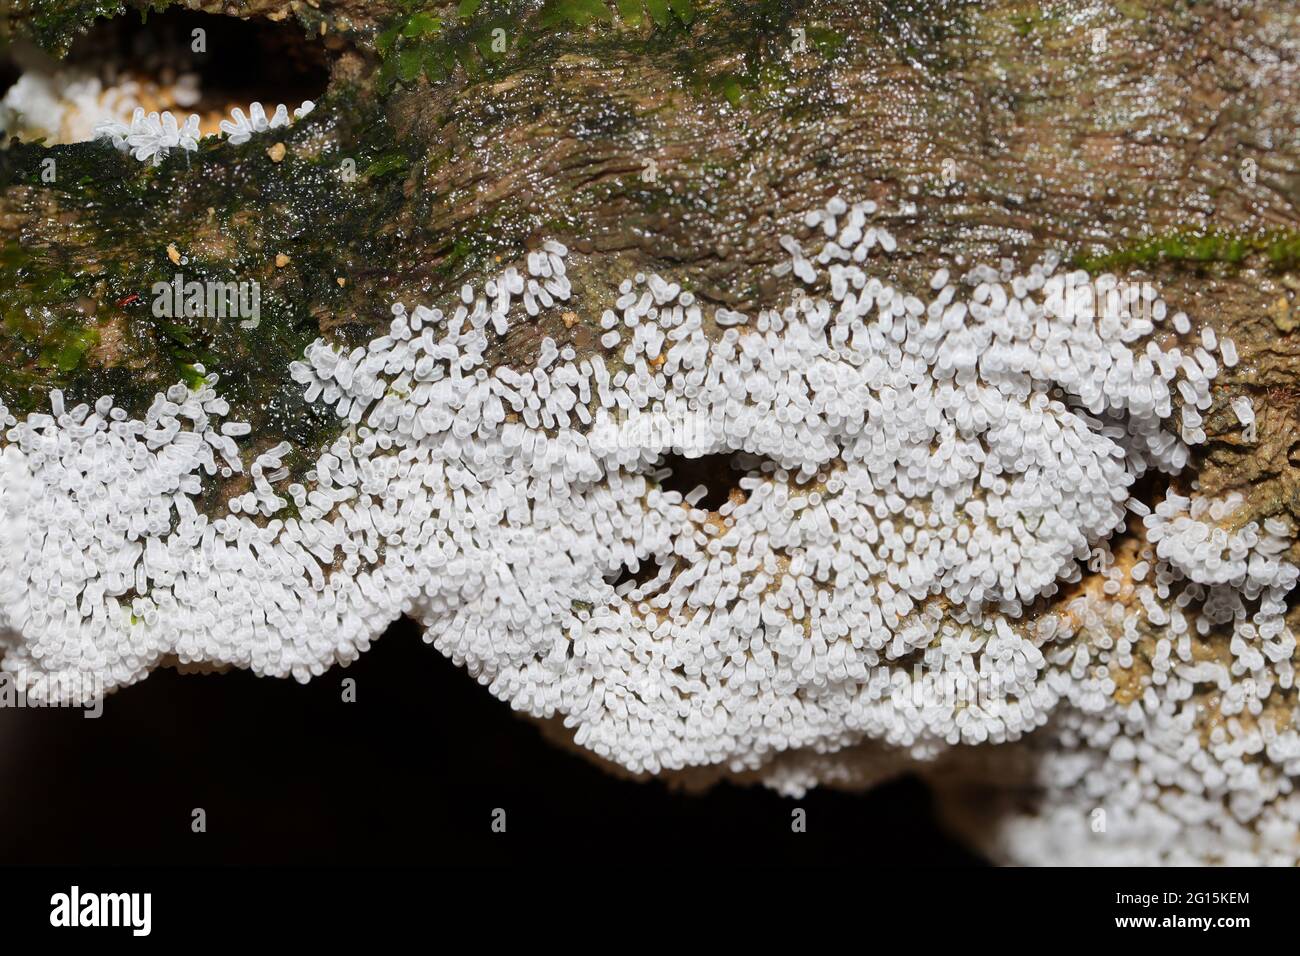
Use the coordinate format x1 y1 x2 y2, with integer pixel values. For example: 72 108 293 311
0 198 1293 864
93 101 316 164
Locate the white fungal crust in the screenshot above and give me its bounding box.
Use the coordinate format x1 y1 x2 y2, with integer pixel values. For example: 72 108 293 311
1144 492 1296 594
927 493 1300 866
1 198 1294 863
0 52 314 161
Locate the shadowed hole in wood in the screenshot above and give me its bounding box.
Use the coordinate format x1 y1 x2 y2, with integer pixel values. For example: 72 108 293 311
0 57 19 99
603 452 757 596
605 554 664 594
69 10 331 115
656 450 750 512
0 9 332 140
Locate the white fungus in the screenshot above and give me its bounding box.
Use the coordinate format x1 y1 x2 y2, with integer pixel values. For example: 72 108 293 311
1232 395 1256 443
0 196 1293 865
94 99 315 164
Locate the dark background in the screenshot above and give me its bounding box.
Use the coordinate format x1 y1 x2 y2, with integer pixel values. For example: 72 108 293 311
1 616 985 865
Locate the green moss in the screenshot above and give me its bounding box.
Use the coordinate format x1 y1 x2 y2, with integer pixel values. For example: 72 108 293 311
662 1 800 109
806 24 845 55
377 0 540 89
6 0 128 54
401 10 442 37
0 240 110 409
1075 229 1300 274
360 152 412 180
373 0 704 92
541 0 614 28
368 0 846 123
42 325 100 372
541 0 694 29
1008 9 1061 39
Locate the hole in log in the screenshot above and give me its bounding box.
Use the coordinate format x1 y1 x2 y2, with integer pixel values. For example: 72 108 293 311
657 451 750 512
0 56 20 99
0 10 330 144
605 555 664 594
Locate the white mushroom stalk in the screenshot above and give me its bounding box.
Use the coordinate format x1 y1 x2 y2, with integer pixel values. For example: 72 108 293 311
1 197 1293 864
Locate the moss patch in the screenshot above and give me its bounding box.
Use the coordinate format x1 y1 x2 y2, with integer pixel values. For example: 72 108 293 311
1075 229 1300 274
5 0 131 55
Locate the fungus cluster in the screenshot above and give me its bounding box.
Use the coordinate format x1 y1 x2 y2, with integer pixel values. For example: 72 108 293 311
0 49 314 159
93 101 315 163
1 197 1295 864
0 43 202 144
930 489 1300 865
